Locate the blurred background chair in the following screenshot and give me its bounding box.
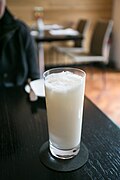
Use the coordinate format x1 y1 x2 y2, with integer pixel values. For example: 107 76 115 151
64 20 113 89
47 19 90 65
65 20 113 65
53 19 90 55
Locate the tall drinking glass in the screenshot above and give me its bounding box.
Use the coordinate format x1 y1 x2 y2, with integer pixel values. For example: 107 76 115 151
43 67 86 159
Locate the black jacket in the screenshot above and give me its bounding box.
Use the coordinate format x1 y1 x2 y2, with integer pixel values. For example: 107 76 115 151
0 8 40 87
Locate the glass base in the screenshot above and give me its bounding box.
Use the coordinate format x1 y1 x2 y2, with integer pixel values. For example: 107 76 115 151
39 141 89 172
50 142 80 159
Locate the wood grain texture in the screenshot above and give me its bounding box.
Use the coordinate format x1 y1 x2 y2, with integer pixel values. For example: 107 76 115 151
0 87 119 180
7 0 113 24
7 0 113 50
85 66 120 127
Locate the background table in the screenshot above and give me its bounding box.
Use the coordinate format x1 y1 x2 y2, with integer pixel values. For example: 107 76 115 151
0 87 120 180
31 30 83 78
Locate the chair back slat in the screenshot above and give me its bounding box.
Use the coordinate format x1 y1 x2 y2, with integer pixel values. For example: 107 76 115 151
90 20 113 57
74 19 90 47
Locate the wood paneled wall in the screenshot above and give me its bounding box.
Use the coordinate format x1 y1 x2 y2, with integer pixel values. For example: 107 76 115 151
7 0 113 24
7 0 113 49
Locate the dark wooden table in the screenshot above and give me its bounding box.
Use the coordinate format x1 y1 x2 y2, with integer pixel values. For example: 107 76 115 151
34 31 83 43
0 87 119 180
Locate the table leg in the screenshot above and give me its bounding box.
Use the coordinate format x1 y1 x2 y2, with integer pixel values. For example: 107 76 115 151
36 42 45 97
38 43 45 78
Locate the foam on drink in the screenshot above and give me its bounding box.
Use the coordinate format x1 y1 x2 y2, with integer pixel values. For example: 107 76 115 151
45 71 85 150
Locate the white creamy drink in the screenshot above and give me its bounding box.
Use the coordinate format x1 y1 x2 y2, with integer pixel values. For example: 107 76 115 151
44 71 85 151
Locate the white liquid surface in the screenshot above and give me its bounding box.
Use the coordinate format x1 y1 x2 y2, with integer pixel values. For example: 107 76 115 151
45 71 85 149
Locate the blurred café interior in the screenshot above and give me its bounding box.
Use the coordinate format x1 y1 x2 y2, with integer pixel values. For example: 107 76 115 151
7 0 120 127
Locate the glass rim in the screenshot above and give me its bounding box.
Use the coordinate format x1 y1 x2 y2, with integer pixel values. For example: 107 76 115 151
43 67 86 79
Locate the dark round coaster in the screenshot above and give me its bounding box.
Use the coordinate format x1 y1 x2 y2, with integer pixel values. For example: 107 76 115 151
39 141 89 172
